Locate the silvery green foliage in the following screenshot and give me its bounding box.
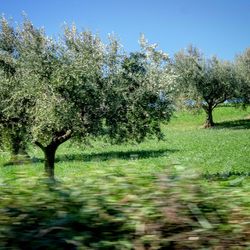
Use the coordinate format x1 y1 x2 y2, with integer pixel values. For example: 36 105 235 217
56 25 106 138
1 17 175 174
0 16 28 154
104 35 174 142
235 48 250 104
15 22 106 146
173 46 237 110
0 16 17 122
14 19 60 145
139 34 177 94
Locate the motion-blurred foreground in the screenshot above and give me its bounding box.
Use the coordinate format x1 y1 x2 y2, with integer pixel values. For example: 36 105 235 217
0 171 249 250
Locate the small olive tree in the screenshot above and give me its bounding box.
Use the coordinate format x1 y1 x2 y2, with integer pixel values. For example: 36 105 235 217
235 48 250 105
13 21 174 179
173 46 237 127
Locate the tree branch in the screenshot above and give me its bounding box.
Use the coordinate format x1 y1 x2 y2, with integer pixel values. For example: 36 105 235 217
212 94 227 109
34 141 45 151
53 130 72 145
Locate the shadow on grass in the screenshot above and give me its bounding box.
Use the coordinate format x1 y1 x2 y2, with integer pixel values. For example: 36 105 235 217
2 148 178 166
215 119 250 130
203 171 250 181
3 155 32 167
56 148 178 163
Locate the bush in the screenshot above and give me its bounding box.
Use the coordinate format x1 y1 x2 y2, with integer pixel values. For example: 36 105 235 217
0 171 249 249
0 178 133 250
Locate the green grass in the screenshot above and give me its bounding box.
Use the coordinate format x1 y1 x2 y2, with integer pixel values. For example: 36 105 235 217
0 106 250 249
0 106 250 179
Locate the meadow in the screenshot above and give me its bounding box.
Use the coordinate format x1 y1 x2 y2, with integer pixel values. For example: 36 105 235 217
0 106 250 249
1 106 249 179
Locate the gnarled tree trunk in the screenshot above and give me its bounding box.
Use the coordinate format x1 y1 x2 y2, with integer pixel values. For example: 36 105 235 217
204 105 214 128
43 145 58 179
35 130 72 180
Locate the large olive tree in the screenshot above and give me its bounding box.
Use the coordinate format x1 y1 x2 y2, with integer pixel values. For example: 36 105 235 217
12 21 174 179
173 46 238 127
15 22 104 178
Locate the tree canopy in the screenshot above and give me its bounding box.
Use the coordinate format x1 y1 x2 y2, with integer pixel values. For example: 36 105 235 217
235 48 250 105
0 17 29 157
1 16 249 179
173 46 238 127
0 17 175 179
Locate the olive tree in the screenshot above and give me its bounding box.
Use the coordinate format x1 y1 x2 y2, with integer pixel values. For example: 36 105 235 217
10 20 174 179
173 46 237 127
15 22 103 178
235 48 250 105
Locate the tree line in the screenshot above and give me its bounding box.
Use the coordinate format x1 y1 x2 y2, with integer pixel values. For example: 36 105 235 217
0 16 249 178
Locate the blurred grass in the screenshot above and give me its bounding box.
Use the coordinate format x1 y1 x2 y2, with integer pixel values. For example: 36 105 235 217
0 106 250 249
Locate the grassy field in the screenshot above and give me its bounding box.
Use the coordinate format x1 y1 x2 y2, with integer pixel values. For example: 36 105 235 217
1 106 249 180
0 106 250 249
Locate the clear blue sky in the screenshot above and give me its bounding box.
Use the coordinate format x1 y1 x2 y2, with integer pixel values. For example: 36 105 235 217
1 0 250 60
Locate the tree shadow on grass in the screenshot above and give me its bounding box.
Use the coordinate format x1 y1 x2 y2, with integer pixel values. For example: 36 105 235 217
2 148 179 166
55 148 178 163
215 119 250 130
202 171 250 181
2 155 32 167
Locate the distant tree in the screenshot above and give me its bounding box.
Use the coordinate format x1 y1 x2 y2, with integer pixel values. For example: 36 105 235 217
0 16 29 159
235 48 250 105
12 21 174 179
173 46 238 127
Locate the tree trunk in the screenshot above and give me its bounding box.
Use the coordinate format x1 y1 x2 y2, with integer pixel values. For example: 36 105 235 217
204 106 214 128
35 130 72 180
44 145 57 180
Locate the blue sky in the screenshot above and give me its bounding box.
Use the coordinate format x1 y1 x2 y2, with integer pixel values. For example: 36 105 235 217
1 0 250 60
